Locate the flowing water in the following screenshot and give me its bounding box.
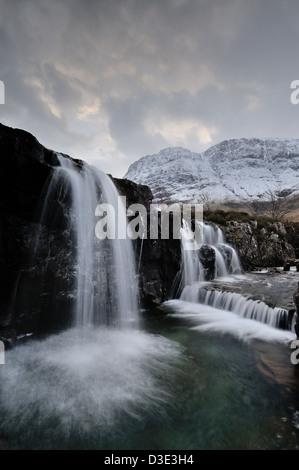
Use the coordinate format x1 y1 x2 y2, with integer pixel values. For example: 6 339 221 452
178 221 295 332
1 175 299 450
57 156 139 328
1 299 299 450
202 222 242 277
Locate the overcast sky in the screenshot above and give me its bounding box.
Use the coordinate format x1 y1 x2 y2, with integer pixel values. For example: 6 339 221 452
1 0 299 177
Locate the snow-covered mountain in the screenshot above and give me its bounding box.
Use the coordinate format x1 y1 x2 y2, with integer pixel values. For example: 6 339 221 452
124 138 299 203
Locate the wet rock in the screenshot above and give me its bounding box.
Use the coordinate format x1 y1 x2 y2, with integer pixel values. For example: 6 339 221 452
112 177 153 211
136 236 181 307
0 124 60 335
293 282 299 337
0 328 17 349
199 245 216 280
268 267 282 274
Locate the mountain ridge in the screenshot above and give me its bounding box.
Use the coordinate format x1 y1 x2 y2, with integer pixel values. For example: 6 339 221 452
124 137 299 203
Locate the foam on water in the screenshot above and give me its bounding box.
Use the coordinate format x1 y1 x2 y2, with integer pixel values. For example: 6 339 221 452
0 327 183 449
165 300 295 344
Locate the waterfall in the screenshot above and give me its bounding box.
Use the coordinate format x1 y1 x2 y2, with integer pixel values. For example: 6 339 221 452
57 156 139 328
180 219 205 286
12 154 140 334
137 233 145 275
180 285 294 331
178 220 293 332
202 223 242 278
179 221 242 288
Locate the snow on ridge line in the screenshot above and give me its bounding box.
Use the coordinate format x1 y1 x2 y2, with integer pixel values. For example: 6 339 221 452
124 138 299 203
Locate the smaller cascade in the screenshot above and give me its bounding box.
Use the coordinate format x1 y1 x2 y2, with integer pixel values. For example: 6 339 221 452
180 286 294 331
176 220 294 333
203 223 242 277
178 221 242 293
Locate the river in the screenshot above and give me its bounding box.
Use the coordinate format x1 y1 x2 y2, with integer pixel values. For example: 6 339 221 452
0 269 299 450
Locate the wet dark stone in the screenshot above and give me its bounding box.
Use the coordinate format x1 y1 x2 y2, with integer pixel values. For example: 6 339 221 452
199 245 216 281
293 282 299 337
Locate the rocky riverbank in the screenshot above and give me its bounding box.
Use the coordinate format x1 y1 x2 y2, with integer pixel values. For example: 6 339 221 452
222 219 296 270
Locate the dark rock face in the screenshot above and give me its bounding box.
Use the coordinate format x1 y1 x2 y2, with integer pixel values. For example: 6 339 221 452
136 237 181 307
113 180 181 307
112 177 153 211
0 124 82 340
222 220 295 269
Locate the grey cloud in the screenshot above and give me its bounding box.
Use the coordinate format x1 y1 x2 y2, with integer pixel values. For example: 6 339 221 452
39 63 82 111
0 0 299 177
107 92 166 157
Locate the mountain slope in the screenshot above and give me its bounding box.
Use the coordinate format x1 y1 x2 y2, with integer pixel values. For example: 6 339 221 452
124 138 299 203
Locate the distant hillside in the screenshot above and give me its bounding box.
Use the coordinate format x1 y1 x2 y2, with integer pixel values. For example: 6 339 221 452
124 138 299 204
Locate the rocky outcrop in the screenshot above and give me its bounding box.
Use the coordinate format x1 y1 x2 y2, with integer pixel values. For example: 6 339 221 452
112 177 153 211
221 220 295 270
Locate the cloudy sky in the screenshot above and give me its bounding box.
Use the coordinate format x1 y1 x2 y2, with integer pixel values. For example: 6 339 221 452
1 0 299 177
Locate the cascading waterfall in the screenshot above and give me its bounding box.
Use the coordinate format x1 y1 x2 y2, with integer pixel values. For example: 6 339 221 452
180 285 294 330
14 153 140 333
178 220 293 332
57 155 139 328
180 219 205 286
137 233 145 275
179 220 242 288
202 223 242 277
